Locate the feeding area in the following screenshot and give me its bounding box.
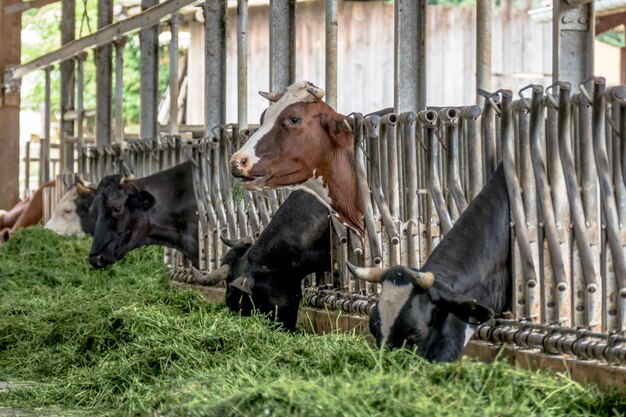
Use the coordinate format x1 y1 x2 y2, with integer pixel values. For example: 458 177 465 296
2 0 626 414
0 227 624 416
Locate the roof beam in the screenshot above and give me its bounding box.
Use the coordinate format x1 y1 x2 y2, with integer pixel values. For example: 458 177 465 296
3 0 200 85
3 0 59 15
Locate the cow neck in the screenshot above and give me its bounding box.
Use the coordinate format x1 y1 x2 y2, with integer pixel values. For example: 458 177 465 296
133 161 199 267
314 138 364 235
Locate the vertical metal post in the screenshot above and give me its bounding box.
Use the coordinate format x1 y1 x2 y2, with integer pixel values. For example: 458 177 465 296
552 0 594 86
204 0 227 132
60 0 75 172
270 0 296 91
114 37 126 143
95 0 112 146
476 0 492 105
394 0 427 113
41 67 51 184
169 14 182 136
141 0 159 141
325 0 338 108
238 0 248 130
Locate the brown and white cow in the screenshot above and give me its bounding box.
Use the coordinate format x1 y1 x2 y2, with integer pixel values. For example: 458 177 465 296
230 81 511 361
230 81 363 234
1 180 56 243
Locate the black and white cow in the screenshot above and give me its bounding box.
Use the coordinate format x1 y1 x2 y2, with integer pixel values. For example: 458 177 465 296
45 178 97 237
185 190 331 331
348 164 511 362
88 161 199 268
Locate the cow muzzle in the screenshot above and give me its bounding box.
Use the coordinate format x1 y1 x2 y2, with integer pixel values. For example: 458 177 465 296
230 152 254 178
89 254 111 269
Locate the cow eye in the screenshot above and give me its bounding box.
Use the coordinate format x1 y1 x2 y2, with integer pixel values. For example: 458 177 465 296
112 207 121 214
287 116 300 125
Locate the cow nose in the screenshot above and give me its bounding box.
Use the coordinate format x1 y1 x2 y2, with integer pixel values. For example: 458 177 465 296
230 153 252 177
89 254 106 269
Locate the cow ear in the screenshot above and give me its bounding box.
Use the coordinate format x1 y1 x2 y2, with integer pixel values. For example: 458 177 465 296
229 275 254 295
127 190 155 212
322 113 353 147
430 281 493 325
446 297 494 325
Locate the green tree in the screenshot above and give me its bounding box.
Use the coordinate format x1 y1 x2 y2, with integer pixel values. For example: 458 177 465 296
21 1 170 134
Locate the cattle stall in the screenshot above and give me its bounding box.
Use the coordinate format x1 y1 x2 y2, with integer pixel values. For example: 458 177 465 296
4 0 626 378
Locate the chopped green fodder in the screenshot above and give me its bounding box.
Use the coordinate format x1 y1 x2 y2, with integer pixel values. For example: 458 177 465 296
0 227 624 416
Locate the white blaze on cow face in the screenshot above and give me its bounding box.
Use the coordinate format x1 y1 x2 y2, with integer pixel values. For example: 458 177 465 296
45 188 86 237
378 280 414 345
231 81 324 178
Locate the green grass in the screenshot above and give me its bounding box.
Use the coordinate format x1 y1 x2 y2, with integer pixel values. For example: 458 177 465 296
0 227 624 416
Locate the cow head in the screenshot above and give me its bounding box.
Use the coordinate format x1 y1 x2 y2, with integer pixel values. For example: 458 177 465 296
88 173 156 268
230 81 362 234
347 263 493 361
45 176 97 237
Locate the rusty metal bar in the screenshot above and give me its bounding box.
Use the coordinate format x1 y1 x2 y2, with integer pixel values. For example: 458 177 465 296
382 113 400 220
557 82 599 328
354 113 382 265
364 115 399 247
591 78 626 331
459 105 482 200
421 110 451 235
525 85 567 294
501 89 539 319
440 107 467 214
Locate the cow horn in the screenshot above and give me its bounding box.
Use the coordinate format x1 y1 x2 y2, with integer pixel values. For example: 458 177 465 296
259 90 284 103
345 260 385 283
74 173 97 195
185 264 230 286
120 162 134 184
229 275 253 295
407 269 435 289
307 85 325 101
221 235 254 248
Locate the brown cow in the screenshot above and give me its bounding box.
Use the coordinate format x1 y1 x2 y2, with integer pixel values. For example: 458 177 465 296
0 180 56 243
230 81 362 234
0 196 31 230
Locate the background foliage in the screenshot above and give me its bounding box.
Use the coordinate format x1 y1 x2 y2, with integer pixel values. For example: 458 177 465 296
21 1 170 132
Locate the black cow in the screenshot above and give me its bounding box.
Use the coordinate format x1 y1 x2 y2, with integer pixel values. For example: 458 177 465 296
192 190 331 331
88 161 199 268
348 164 510 362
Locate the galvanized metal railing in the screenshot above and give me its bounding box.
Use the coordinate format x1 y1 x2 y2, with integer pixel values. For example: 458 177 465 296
20 0 626 365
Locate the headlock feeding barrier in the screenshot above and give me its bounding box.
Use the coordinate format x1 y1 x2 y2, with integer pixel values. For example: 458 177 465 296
40 77 626 365
6 1 626 369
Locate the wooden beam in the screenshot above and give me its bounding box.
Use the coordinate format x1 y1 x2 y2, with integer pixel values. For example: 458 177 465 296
596 11 626 34
0 0 21 209
4 0 201 84
3 0 59 14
